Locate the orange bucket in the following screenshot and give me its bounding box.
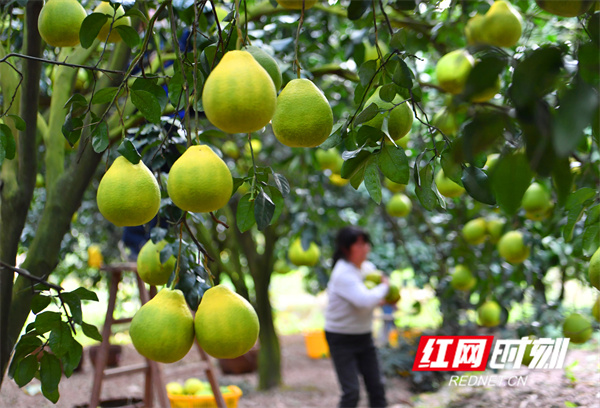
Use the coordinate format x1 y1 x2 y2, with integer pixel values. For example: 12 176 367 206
303 330 330 359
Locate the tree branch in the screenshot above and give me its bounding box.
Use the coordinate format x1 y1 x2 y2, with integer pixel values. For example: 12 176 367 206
0 261 62 292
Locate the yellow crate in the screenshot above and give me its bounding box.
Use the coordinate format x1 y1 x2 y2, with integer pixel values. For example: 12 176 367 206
168 385 242 408
303 330 330 359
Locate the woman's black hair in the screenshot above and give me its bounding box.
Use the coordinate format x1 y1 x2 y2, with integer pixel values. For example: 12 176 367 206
332 226 371 266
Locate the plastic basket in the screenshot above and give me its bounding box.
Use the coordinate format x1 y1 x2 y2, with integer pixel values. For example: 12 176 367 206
303 329 330 359
167 385 242 408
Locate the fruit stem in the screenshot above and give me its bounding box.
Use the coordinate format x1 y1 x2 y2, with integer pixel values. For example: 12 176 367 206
248 133 258 200
234 0 246 48
294 2 306 79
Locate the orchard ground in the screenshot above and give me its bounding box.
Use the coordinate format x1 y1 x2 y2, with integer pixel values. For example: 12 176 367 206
0 268 598 407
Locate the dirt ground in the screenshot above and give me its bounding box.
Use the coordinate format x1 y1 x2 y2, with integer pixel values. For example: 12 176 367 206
0 334 598 408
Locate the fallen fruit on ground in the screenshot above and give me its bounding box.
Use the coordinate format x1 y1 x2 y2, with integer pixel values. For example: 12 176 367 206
498 230 530 264
288 238 320 266
137 240 176 286
202 50 277 134
478 300 502 327
562 313 592 344
97 156 160 227
130 288 195 363
167 145 233 213
38 0 87 47
94 1 131 43
195 285 260 359
272 79 333 147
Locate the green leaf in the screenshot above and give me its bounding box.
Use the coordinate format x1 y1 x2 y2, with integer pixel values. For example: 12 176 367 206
364 161 382 204
582 222 600 256
0 123 16 165
168 70 186 108
359 60 378 87
254 190 275 230
462 55 506 101
131 89 162 124
63 93 88 116
356 125 385 146
267 186 284 225
60 292 82 325
40 353 61 403
114 25 140 49
271 172 290 198
566 188 596 209
378 144 409 184
563 205 585 242
462 166 496 205
14 355 38 387
354 103 379 126
490 153 532 215
91 87 120 105
585 204 600 227
415 163 437 211
509 47 563 108
348 0 370 20
461 111 506 163
62 341 82 378
379 83 397 103
124 7 148 22
34 311 62 335
31 294 52 314
551 158 573 208
236 194 256 233
552 77 599 157
390 30 406 50
81 321 102 342
117 138 141 164
441 149 462 184
70 287 99 302
132 78 168 111
49 322 73 358
80 13 108 49
393 58 413 89
91 121 109 153
62 111 83 147
7 114 26 131
8 335 43 379
340 150 371 179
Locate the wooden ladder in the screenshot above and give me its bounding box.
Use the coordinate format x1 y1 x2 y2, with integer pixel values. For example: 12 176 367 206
89 263 226 408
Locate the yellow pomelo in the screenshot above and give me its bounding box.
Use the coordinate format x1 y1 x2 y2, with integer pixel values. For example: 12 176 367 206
316 148 343 172
386 193 412 217
244 139 263 156
87 245 103 269
498 230 530 264
272 79 333 148
94 1 131 43
202 50 277 134
167 145 233 213
562 313 592 344
274 259 292 274
470 77 502 103
329 173 349 186
384 178 406 193
480 0 522 48
364 270 383 284
486 218 505 243
97 156 160 227
166 382 184 395
288 238 320 266
477 300 502 327
385 283 401 304
183 378 205 395
362 86 413 141
589 247 600 290
435 49 474 95
38 0 87 47
435 169 465 198
137 240 177 286
465 14 486 45
592 298 600 322
432 107 459 136
130 289 195 363
364 40 390 64
244 45 282 91
522 182 551 214
536 0 593 17
276 0 317 10
484 153 500 172
451 264 476 291
194 285 260 359
462 218 487 245
221 140 240 159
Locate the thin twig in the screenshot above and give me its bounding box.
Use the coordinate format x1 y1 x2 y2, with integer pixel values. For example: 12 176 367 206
183 213 216 262
210 212 230 229
294 1 306 78
0 260 63 292
0 52 125 75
